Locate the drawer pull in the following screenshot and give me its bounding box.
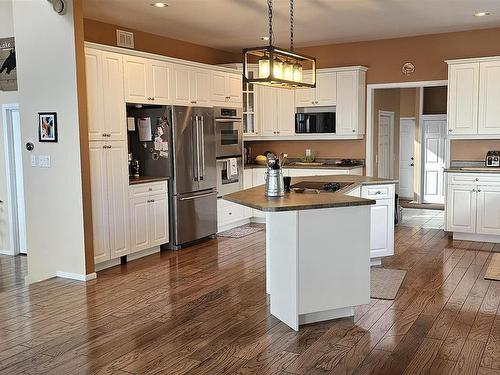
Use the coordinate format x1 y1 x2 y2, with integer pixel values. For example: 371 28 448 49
375 191 382 195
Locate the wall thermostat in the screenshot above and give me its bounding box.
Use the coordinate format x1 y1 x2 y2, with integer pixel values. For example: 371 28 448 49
48 0 66 15
26 142 34 151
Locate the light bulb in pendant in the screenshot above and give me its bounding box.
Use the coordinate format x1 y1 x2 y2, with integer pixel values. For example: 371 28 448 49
258 57 270 78
273 60 283 79
293 64 303 82
283 61 294 81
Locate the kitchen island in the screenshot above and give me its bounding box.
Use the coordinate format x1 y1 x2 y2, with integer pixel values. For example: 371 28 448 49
224 175 397 330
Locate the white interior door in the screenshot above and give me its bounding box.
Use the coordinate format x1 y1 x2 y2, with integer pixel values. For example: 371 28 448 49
423 116 446 204
378 112 393 179
399 118 416 199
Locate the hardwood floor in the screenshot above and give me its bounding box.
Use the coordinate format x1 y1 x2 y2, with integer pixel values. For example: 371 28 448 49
2 225 500 374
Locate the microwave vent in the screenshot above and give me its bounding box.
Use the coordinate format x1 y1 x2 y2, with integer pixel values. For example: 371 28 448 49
116 30 134 49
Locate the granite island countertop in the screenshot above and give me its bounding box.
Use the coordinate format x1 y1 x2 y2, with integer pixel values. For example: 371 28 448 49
224 174 398 212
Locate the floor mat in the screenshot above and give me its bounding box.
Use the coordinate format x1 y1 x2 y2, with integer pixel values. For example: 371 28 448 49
485 253 500 281
218 223 265 238
371 268 407 300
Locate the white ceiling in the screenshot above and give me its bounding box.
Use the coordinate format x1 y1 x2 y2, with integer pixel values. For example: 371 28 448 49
83 0 500 52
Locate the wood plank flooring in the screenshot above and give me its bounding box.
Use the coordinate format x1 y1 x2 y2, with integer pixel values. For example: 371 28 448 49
2 225 500 374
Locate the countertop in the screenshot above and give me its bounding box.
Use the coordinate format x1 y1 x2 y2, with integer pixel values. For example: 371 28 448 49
245 163 364 170
224 175 398 212
129 176 169 185
445 167 500 174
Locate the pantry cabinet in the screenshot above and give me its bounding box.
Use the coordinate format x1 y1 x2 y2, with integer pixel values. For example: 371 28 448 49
85 48 126 141
447 56 500 137
123 55 171 105
129 182 169 253
89 141 130 263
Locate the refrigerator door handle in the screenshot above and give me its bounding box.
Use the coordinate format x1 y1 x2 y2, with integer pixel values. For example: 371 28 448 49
200 115 205 181
196 115 202 181
179 191 218 201
192 115 199 181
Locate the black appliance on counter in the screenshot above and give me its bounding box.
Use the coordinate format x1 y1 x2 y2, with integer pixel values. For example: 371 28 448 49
295 112 336 133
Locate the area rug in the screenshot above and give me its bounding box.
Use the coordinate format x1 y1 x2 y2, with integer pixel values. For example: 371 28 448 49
400 199 444 211
218 223 265 238
371 268 407 300
485 253 500 281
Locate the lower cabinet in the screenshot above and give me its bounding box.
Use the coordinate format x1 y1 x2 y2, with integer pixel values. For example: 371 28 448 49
446 184 476 233
477 186 500 235
217 198 248 232
129 182 169 253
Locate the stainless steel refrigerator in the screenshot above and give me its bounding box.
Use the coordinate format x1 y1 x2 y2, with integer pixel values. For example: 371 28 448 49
127 105 217 249
168 106 217 248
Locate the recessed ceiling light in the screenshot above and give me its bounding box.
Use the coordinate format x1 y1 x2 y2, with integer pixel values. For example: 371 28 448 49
474 11 491 17
152 2 168 8
260 36 270 41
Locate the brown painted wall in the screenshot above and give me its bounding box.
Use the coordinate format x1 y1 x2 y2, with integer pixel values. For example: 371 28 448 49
451 140 500 161
74 1 94 274
423 86 447 115
400 88 418 118
83 18 239 65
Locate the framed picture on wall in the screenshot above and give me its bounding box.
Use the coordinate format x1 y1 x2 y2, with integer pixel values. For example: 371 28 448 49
38 112 57 142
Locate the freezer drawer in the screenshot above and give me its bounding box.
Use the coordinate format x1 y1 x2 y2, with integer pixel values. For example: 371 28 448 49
172 190 217 246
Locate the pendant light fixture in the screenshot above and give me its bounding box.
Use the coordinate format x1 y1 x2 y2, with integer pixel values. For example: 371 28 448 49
242 0 316 89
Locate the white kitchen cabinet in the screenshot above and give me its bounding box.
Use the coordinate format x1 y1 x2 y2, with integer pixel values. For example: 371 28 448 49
361 184 395 259
295 71 336 107
123 55 171 105
447 62 479 136
211 71 242 106
446 184 477 233
243 168 254 219
171 64 191 104
478 61 500 135
256 86 295 137
89 140 130 263
252 168 267 218
129 182 169 253
217 199 248 232
85 48 126 141
189 68 211 106
336 70 366 136
476 186 500 235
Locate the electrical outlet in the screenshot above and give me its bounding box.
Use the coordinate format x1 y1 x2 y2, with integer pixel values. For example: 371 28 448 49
31 155 37 167
38 155 51 168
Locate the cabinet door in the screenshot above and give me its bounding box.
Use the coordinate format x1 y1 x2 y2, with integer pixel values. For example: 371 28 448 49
123 56 149 104
149 194 169 246
85 48 105 141
171 65 191 105
102 52 126 141
295 73 315 107
211 71 227 103
257 86 277 136
252 168 267 218
369 199 394 258
476 186 500 235
190 69 211 107
446 184 476 233
106 141 130 258
149 60 171 104
336 70 358 135
129 196 150 253
226 73 243 105
276 88 295 136
447 63 479 135
89 143 110 263
315 72 337 106
478 61 500 135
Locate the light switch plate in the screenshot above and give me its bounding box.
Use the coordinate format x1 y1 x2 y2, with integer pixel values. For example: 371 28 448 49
38 155 51 168
31 155 37 167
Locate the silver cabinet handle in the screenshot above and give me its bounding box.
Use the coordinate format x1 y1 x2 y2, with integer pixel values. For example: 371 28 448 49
195 116 201 181
449 129 453 132
475 178 479 181
472 189 476 192
477 189 481 193
179 191 217 201
200 115 205 180
352 129 356 133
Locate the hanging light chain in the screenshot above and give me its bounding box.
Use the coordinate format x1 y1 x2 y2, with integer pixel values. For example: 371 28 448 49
268 0 273 46
290 0 294 50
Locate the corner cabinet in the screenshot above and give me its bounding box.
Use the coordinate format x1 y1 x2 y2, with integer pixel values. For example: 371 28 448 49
447 56 500 137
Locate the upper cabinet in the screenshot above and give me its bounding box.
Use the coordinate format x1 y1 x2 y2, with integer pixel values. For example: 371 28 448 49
295 71 337 107
256 85 295 137
447 56 500 138
336 70 366 136
123 55 171 105
85 48 126 141
211 71 242 107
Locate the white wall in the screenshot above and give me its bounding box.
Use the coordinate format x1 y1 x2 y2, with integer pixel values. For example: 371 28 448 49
0 0 19 254
12 0 87 282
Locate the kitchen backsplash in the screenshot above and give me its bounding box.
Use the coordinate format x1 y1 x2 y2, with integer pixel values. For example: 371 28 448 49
450 140 500 161
246 140 366 159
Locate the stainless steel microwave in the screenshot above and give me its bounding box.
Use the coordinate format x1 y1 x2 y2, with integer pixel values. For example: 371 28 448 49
295 112 336 133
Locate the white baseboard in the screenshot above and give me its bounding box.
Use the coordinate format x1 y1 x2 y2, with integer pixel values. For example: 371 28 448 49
56 271 97 281
453 232 500 244
250 217 266 224
95 246 161 272
370 258 382 266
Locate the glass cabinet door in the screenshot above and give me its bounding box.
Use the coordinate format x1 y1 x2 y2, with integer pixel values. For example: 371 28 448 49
243 68 257 135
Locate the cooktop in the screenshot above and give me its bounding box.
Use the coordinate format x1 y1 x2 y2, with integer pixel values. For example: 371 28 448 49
290 181 354 192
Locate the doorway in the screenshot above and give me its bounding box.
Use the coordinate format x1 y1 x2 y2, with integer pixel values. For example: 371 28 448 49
399 118 416 199
2 104 27 255
378 111 394 178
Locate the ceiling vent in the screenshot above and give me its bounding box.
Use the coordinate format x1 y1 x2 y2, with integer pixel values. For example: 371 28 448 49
116 30 134 49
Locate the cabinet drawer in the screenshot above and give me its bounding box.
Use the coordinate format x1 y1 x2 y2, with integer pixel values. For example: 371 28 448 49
129 181 168 197
448 173 500 186
218 199 245 226
362 184 394 200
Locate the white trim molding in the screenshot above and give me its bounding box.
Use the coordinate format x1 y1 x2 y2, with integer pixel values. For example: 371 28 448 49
56 271 97 282
366 80 448 176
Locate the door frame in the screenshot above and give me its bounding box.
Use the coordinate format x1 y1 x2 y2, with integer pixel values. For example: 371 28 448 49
377 110 394 178
1 103 24 256
399 117 416 200
366 80 448 177
420 114 447 204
